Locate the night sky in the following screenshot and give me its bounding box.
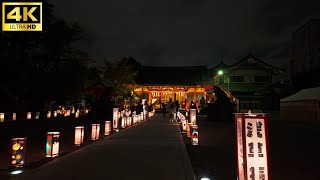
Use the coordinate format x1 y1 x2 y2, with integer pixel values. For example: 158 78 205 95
51 0 320 69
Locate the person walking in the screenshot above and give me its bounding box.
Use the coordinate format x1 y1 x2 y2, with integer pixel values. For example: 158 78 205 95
166 98 176 124
161 102 166 118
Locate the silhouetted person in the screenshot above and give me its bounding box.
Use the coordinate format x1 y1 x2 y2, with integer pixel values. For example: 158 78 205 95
161 102 166 117
175 100 179 112
190 100 197 109
166 98 176 123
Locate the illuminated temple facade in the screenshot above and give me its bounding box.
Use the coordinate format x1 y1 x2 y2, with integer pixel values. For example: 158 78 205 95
134 66 216 110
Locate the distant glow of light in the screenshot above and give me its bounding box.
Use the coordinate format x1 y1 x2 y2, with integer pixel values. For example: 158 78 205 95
218 70 223 75
11 170 23 175
201 178 210 180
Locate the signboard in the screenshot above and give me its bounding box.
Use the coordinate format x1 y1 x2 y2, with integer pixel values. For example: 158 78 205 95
75 126 84 146
46 132 60 157
235 113 270 180
11 138 27 167
113 108 119 130
190 109 196 125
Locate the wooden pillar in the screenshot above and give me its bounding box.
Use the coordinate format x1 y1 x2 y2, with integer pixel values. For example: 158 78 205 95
160 92 162 103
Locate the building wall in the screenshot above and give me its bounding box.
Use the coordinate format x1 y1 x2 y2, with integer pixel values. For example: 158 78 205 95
224 69 273 84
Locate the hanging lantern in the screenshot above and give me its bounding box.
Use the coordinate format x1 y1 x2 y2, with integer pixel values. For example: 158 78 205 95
191 125 199 145
74 126 84 146
35 112 40 119
46 132 60 157
113 108 119 130
11 138 27 168
105 121 111 135
53 111 57 117
27 112 31 120
190 109 196 125
91 124 100 140
12 113 16 121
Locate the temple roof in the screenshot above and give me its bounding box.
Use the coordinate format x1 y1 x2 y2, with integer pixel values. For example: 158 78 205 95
136 66 215 85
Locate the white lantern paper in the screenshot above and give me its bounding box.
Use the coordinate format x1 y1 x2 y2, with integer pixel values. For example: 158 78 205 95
12 113 16 121
66 110 71 116
105 121 111 135
182 118 187 131
141 112 144 121
53 111 57 117
74 126 84 146
75 111 79 118
0 113 4 122
126 116 131 126
191 125 198 145
91 124 100 140
190 109 196 125
27 112 31 120
113 108 119 130
35 112 40 119
186 111 188 117
46 132 60 157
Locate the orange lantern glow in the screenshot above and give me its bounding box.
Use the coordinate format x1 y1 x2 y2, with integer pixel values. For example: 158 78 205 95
91 124 100 140
113 108 119 130
121 117 126 128
187 123 193 138
75 111 79 118
74 126 84 146
0 113 4 122
12 113 16 121
11 138 27 168
105 121 111 135
47 111 51 118
66 110 71 116
46 132 60 157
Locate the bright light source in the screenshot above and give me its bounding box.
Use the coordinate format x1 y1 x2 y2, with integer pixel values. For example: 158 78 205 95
201 178 210 180
218 70 223 75
11 170 23 175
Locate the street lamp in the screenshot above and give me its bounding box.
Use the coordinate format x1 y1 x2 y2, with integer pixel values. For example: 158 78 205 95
217 70 230 92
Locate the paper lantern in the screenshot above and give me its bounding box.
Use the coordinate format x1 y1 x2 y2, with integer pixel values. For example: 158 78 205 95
190 109 196 125
12 113 16 121
11 138 27 167
71 107 75 114
53 111 57 117
35 112 40 119
126 116 131 127
186 111 188 117
113 108 119 130
140 112 144 121
121 117 126 128
0 113 4 122
66 110 71 116
187 123 193 137
47 111 51 118
46 132 60 157
182 118 187 131
191 125 198 145
91 124 100 140
27 112 31 120
75 111 79 118
85 109 89 114
74 126 84 146
105 121 111 135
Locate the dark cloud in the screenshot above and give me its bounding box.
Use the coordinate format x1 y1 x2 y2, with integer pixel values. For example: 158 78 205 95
49 0 320 69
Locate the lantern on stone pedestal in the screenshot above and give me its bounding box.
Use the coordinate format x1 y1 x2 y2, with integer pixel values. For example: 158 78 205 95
91 124 100 140
11 138 27 167
27 112 31 120
12 113 16 121
46 132 60 157
74 126 84 146
105 121 111 135
190 109 196 125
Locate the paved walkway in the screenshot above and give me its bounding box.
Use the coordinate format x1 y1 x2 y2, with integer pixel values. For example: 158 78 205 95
13 114 195 180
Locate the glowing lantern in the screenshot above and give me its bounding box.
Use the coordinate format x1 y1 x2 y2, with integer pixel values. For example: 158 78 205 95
74 126 84 146
187 123 193 138
105 121 111 135
66 110 71 116
85 109 89 114
75 111 79 118
191 125 198 145
113 108 119 130
174 112 177 120
91 124 100 140
47 111 51 118
27 112 31 120
53 111 57 117
11 138 27 167
0 113 4 122
141 112 144 121
35 112 40 119
182 118 187 131
126 116 131 126
71 107 75 114
186 111 188 117
12 113 16 121
190 109 196 125
46 132 60 157
121 117 126 128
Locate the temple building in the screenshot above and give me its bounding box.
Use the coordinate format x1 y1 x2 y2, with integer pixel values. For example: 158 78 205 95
134 66 216 110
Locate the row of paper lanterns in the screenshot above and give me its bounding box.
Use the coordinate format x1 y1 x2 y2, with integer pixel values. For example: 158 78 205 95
178 109 198 146
9 108 154 172
0 109 89 122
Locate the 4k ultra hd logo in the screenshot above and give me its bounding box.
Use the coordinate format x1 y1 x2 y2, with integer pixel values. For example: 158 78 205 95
2 2 42 31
